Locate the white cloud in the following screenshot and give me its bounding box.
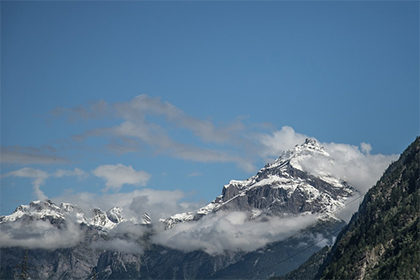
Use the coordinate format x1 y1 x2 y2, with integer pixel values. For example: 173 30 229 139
258 126 309 159
0 219 84 249
54 167 88 180
360 142 372 154
152 211 318 255
257 127 398 195
92 164 151 192
89 221 150 254
301 142 398 194
52 189 203 224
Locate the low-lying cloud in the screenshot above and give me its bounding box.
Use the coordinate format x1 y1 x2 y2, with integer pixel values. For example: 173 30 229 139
0 218 84 250
90 222 148 254
152 211 318 255
1 189 199 251
52 189 203 224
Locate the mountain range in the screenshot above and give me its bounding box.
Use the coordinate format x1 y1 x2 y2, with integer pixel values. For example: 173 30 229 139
1 138 397 280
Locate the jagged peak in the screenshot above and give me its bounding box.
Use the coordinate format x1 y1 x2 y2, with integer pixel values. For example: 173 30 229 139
291 138 325 155
106 207 124 224
302 138 323 149
162 137 354 228
273 138 329 166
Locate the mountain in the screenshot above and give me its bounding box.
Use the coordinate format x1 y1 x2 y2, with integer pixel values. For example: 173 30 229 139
276 136 420 280
0 138 359 279
163 138 356 228
0 200 130 230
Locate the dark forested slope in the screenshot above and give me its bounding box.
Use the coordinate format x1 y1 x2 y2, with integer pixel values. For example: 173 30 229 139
277 137 420 280
321 137 420 280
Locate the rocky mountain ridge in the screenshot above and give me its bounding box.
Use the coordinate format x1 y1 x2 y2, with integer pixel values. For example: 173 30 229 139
0 199 150 230
163 138 356 228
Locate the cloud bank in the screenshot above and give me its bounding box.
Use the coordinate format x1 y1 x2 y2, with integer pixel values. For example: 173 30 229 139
0 219 84 249
51 189 202 224
89 221 147 254
152 211 318 255
1 189 199 251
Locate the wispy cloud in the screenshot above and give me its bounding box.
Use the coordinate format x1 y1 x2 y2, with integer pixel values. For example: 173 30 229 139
115 95 245 144
1 167 88 200
50 99 111 122
52 95 398 191
1 168 49 200
57 95 256 171
187 172 202 177
0 145 68 165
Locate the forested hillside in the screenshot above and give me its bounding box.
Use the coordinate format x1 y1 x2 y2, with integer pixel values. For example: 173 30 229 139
277 137 420 280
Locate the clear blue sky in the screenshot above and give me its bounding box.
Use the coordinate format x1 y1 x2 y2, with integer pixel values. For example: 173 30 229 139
1 1 418 215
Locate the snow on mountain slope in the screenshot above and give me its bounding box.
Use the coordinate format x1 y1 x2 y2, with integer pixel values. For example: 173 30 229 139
0 200 144 230
162 138 357 228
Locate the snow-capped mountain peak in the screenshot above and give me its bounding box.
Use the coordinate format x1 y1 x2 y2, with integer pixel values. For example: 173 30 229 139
0 200 129 230
162 138 356 228
0 200 69 224
269 138 329 171
106 207 124 224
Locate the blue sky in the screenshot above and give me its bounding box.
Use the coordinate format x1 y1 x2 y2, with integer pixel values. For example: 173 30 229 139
1 1 418 215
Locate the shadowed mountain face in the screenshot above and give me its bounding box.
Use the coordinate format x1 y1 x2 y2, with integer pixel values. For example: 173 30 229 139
277 137 420 280
0 139 360 279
